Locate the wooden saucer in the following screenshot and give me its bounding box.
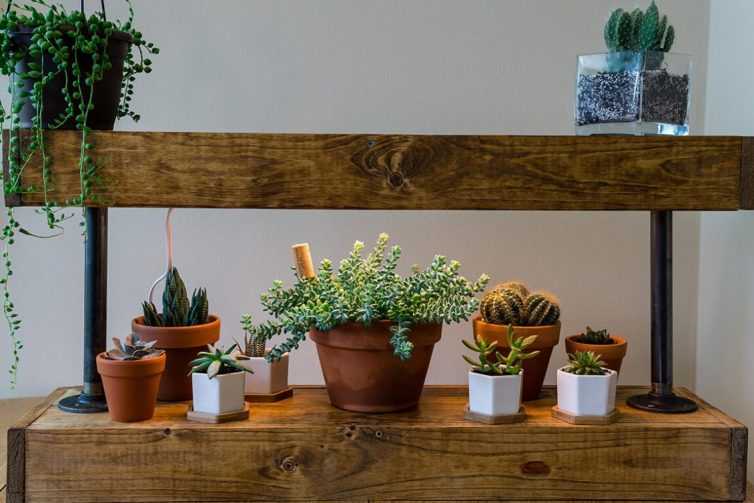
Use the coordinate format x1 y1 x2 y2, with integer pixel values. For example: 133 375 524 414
245 387 294 403
187 402 250 423
551 406 620 425
464 404 526 424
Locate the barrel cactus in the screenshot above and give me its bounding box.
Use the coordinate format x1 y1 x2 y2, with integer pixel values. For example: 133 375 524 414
523 291 561 326
480 288 524 326
481 282 560 327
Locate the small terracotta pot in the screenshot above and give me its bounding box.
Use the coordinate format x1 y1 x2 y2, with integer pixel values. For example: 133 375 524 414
96 352 166 422
564 335 628 374
131 315 221 402
310 321 442 413
472 316 561 401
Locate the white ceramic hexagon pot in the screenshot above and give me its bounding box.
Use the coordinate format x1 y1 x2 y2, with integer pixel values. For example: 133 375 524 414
240 353 289 395
468 370 522 416
556 367 617 417
191 371 246 415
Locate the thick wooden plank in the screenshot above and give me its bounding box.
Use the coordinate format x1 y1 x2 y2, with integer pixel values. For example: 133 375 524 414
4 132 745 210
0 395 43 494
6 389 66 503
741 138 754 209
13 386 746 502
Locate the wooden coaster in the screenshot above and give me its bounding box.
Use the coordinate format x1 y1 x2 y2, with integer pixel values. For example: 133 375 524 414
464 404 526 424
551 406 620 425
245 387 294 403
187 402 250 423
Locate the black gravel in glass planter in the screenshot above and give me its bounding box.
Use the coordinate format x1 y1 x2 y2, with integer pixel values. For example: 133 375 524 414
575 51 690 136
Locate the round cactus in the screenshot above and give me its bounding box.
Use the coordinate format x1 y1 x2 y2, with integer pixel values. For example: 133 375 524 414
480 288 524 326
493 280 529 299
523 291 560 326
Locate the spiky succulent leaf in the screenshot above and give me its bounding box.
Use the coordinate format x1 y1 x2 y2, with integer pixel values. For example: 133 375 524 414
578 326 613 345
105 333 163 361
663 25 675 52
189 343 251 379
564 350 607 376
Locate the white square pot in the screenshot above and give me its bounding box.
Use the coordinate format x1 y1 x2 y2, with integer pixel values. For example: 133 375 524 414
468 370 522 416
192 371 246 415
240 353 289 395
556 367 617 417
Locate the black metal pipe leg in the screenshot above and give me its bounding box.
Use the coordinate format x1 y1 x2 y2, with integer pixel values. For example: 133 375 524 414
627 211 697 413
59 208 108 413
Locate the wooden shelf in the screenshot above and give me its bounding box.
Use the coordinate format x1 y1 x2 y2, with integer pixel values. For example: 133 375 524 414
7 386 747 502
4 132 753 210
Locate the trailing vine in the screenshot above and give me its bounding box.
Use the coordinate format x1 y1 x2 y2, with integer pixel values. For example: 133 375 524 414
0 0 158 388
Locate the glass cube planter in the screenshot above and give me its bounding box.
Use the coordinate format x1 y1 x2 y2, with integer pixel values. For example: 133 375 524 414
575 51 691 136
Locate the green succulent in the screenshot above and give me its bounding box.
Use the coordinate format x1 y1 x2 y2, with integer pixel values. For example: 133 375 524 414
142 267 209 327
189 343 251 380
604 1 674 52
258 233 489 362
578 326 613 345
238 313 281 358
462 325 540 376
564 350 607 376
105 333 163 361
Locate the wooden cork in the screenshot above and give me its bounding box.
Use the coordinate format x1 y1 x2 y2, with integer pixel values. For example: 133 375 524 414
291 243 315 279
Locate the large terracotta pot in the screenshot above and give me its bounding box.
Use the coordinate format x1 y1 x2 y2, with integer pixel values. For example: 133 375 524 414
96 352 166 422
309 321 442 413
131 315 221 402
565 335 628 374
472 316 561 401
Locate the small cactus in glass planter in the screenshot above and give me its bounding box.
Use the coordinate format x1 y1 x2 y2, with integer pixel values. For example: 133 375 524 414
564 350 607 376
142 267 209 327
577 326 613 345
105 334 164 361
463 325 540 376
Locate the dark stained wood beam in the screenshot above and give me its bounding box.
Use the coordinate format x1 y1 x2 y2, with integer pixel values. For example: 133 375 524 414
3 131 750 210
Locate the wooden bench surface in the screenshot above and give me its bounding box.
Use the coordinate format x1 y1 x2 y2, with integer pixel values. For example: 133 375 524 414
4 385 750 502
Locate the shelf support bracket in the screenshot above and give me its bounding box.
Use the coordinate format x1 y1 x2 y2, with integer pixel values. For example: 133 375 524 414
58 207 108 413
627 211 697 413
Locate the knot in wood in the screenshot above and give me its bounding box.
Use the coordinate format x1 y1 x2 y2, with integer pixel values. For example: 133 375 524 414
280 456 298 472
520 461 550 476
388 170 404 187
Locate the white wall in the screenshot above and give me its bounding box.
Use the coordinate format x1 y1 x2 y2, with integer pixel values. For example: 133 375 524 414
700 0 754 482
0 0 710 398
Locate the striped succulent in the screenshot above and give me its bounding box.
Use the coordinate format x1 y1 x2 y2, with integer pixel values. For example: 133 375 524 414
189 343 251 379
142 267 209 327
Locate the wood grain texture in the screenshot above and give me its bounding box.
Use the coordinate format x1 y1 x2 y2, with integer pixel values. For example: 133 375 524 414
741 138 754 209
8 386 746 502
6 389 66 503
3 131 747 210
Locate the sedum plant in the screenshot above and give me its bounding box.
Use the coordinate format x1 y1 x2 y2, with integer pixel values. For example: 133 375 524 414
189 343 251 380
480 281 560 327
462 325 540 376
142 267 209 327
0 0 158 387
564 350 607 376
238 313 280 358
577 326 613 345
259 233 489 362
105 333 163 361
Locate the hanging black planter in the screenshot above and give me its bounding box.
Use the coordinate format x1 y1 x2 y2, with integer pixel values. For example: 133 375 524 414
10 27 132 131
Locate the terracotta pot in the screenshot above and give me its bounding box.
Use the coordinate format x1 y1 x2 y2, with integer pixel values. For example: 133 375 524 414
96 352 166 422
564 335 628 374
472 316 561 401
309 321 442 413
131 315 221 402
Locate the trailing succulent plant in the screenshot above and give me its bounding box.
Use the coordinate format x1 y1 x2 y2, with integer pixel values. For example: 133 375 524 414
238 313 280 358
603 1 675 72
577 326 613 345
480 281 560 327
104 333 163 361
258 233 489 362
189 343 251 380
564 350 607 376
462 325 540 376
0 0 158 388
142 267 209 327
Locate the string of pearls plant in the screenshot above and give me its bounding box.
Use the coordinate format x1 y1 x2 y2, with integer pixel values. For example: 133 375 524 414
0 0 158 388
